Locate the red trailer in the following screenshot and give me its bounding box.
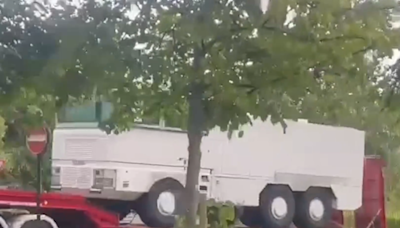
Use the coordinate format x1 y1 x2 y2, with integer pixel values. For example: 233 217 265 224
326 156 386 228
355 156 386 228
0 156 387 228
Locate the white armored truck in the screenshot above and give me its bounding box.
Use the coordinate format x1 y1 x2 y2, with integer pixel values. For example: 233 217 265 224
51 116 364 228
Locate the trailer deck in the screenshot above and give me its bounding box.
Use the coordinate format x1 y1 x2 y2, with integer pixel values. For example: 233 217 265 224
0 189 119 228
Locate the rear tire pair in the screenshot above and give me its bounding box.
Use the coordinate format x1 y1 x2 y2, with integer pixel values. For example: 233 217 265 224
293 188 334 228
239 186 333 228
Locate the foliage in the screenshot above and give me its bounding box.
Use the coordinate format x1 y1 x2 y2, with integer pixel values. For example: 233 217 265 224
102 0 400 132
300 76 400 157
0 114 51 190
0 146 51 190
388 211 400 228
207 201 236 228
0 0 139 132
174 201 236 228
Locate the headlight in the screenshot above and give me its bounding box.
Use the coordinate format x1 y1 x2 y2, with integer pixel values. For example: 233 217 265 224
93 169 116 189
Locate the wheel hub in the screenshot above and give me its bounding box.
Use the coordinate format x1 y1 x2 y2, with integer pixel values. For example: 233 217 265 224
271 197 288 219
309 198 324 221
157 191 176 216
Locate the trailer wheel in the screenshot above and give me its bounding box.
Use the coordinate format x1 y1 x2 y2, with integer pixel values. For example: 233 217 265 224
239 206 263 227
259 185 295 228
21 220 52 228
137 178 184 228
9 215 57 228
293 188 334 228
0 216 7 228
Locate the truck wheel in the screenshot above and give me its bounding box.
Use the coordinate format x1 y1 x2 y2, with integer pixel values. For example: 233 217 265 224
137 178 184 228
259 185 295 228
239 206 263 227
293 188 334 228
21 220 52 228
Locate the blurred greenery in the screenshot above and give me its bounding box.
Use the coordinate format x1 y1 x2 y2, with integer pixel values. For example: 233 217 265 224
174 201 236 228
207 201 236 228
0 114 51 191
388 214 400 228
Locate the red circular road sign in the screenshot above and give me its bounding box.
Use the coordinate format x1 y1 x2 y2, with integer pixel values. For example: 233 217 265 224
26 127 49 155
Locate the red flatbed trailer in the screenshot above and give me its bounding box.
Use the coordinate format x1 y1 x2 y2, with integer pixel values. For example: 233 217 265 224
0 156 387 228
0 189 119 228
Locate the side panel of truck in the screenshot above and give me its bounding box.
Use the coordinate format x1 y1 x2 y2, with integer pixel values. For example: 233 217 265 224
52 125 214 200
207 119 364 210
52 119 364 210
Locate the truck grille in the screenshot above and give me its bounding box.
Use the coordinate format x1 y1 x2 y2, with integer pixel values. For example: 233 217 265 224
61 167 92 189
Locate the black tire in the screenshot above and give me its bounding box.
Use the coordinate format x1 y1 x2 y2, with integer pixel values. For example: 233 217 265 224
259 185 295 228
21 220 52 228
239 206 263 227
293 188 334 228
137 178 184 228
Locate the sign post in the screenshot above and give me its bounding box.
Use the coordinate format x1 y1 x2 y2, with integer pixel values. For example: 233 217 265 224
26 127 50 221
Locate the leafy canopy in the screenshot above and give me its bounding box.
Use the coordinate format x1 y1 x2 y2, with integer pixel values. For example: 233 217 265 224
98 0 400 136
0 0 398 134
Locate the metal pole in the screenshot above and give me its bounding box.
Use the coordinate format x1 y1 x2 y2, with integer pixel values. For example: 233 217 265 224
36 154 42 220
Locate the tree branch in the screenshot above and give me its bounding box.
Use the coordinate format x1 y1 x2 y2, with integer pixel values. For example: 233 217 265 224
262 25 367 43
319 35 365 42
204 26 250 50
159 26 176 48
336 3 400 18
352 44 373 56
235 83 258 95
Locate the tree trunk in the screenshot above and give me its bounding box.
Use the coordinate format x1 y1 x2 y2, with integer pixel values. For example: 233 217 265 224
199 193 208 228
185 82 205 228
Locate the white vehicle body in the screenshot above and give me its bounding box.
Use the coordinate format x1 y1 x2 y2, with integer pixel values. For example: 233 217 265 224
51 119 365 211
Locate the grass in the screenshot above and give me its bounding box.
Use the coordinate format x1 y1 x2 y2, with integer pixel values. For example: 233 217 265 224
387 211 400 228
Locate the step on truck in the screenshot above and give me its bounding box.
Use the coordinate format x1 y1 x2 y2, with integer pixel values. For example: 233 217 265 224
50 118 365 228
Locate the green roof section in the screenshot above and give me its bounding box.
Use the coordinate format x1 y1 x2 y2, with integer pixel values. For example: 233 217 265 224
58 101 114 123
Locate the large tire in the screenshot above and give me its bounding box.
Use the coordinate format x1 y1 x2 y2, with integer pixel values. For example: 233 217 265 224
239 206 263 227
21 220 52 228
259 185 295 228
137 178 184 228
293 188 334 228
